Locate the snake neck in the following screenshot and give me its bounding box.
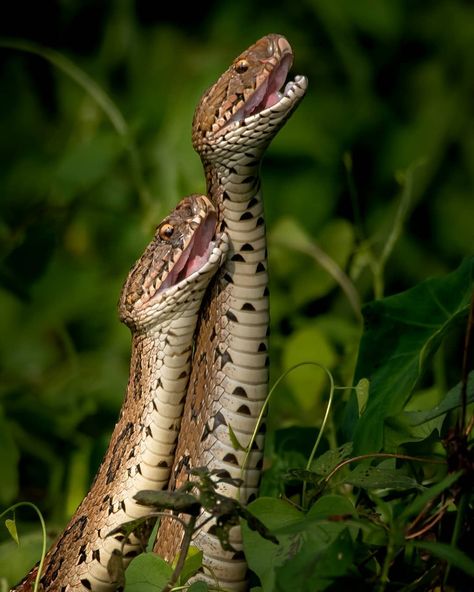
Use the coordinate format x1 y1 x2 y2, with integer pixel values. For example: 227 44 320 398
154 157 269 589
22 317 200 592
201 158 269 494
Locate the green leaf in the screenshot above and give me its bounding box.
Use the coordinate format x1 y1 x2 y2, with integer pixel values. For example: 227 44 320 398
306 494 357 521
312 442 353 476
188 583 209 592
0 530 45 584
244 496 358 592
352 257 473 453
385 372 474 448
5 519 19 545
275 528 355 591
178 546 203 584
241 498 304 592
274 495 358 541
341 464 423 491
408 541 474 576
402 371 474 426
273 498 358 591
228 423 247 451
355 378 370 416
125 552 172 591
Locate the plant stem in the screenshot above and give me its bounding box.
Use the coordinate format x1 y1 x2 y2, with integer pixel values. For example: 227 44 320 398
376 528 397 592
443 492 469 586
0 502 47 592
161 515 197 592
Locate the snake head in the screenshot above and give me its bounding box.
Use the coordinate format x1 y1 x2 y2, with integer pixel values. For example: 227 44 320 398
192 34 307 160
119 194 228 330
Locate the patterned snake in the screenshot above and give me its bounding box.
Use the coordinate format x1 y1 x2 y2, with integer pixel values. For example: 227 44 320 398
13 195 228 590
12 34 306 592
155 34 307 590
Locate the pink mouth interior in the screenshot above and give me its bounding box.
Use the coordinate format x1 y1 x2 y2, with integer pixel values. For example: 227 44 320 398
232 53 293 122
158 212 217 293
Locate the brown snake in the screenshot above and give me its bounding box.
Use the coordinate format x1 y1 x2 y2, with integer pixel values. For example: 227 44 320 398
12 34 306 592
154 34 307 590
12 195 228 591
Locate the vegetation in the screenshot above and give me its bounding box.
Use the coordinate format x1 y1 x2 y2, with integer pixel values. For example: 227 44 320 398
0 1 473 590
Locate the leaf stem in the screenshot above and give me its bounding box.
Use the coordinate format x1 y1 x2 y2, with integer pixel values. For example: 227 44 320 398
1 502 47 592
302 369 335 507
161 515 197 592
443 491 469 586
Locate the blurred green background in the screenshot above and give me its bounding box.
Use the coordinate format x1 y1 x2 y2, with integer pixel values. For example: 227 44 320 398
0 0 473 583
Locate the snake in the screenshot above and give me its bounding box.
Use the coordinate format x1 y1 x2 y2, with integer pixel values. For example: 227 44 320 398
154 34 307 590
12 194 229 591
12 33 306 592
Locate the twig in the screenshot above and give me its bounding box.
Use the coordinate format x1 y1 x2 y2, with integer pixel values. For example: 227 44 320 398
161 515 197 592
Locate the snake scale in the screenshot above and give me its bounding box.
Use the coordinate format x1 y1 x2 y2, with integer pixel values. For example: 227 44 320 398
12 34 306 592
154 34 307 590
13 196 228 591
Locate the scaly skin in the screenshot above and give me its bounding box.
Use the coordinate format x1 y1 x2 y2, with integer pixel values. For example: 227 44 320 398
155 34 307 591
12 196 228 592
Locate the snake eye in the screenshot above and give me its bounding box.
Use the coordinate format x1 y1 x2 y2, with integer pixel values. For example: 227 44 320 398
159 223 174 240
235 59 249 74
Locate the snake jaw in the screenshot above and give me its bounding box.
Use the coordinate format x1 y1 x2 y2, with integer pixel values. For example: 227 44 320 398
228 52 294 124
158 210 217 293
119 196 228 328
192 34 307 152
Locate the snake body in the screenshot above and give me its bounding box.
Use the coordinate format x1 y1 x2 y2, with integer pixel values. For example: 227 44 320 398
13 196 228 591
12 34 306 592
155 34 307 590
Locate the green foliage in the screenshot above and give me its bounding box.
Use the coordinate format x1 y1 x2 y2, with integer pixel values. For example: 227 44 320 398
1 1 473 590
125 553 172 591
351 258 473 453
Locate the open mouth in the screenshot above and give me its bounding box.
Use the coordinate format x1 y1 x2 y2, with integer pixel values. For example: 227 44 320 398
158 211 217 293
229 56 306 125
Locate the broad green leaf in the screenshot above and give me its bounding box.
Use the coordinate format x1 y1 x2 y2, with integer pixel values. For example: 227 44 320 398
274 496 358 542
241 498 304 592
408 541 474 576
306 494 357 520
275 528 355 591
246 496 358 591
125 552 172 591
352 257 473 453
340 464 423 491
